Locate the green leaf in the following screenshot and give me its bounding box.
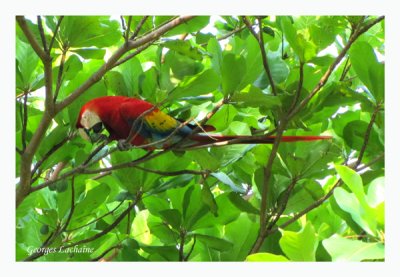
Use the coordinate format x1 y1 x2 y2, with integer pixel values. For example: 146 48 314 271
221 53 246 95
279 222 318 261
57 16 121 48
104 71 129 96
349 41 384 101
246 253 289 262
71 48 106 60
211 172 246 193
73 181 110 219
343 120 368 150
195 234 233 251
164 17 209 37
158 209 182 230
201 184 218 216
163 40 202 60
333 187 377 236
16 39 41 91
220 213 258 261
165 50 204 80
169 69 221 100
231 85 281 109
322 235 384 261
335 165 364 200
207 37 223 74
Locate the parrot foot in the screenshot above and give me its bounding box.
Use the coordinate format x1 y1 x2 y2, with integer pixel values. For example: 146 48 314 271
117 140 132 151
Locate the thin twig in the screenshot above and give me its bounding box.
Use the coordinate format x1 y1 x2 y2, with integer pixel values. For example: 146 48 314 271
178 229 186 261
16 147 23 155
111 42 153 69
37 16 48 52
16 17 48 61
91 245 122 261
30 135 70 180
184 235 196 261
339 57 350 81
48 16 64 52
130 16 149 40
53 48 67 103
355 103 382 168
21 92 28 150
287 16 384 120
56 16 196 113
242 16 277 96
66 201 125 232
133 165 208 176
60 177 75 233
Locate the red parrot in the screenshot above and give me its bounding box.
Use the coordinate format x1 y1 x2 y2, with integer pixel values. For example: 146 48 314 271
76 96 331 149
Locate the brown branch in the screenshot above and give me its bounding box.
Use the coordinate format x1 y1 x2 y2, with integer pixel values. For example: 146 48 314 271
133 165 208 176
288 61 305 113
37 16 48 52
30 135 70 180
242 16 276 95
66 201 125 232
16 147 23 155
16 16 48 61
355 103 382 168
53 48 67 103
263 151 384 238
287 16 384 120
24 178 75 261
178 229 186 261
25 193 140 261
59 177 75 233
21 92 28 150
48 16 64 52
60 197 138 249
91 245 122 261
29 150 158 192
267 176 299 229
130 16 149 40
355 153 384 172
17 16 196 208
184 235 196 261
249 119 288 254
56 16 196 113
111 42 153 69
339 57 351 81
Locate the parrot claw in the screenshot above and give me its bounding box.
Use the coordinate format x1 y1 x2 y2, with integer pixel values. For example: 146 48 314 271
117 140 132 151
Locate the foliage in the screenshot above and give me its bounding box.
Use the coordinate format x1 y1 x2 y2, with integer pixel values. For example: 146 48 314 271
15 15 384 262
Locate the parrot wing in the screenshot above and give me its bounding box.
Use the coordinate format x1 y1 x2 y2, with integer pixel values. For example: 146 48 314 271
119 101 193 146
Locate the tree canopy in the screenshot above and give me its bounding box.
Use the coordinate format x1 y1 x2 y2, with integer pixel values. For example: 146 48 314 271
16 15 384 262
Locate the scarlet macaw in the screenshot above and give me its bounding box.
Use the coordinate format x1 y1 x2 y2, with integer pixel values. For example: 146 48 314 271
76 96 331 149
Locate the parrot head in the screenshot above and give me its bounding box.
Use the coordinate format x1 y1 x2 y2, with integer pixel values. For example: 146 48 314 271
76 108 106 143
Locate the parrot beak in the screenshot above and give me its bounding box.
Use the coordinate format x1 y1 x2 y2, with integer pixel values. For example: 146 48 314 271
78 127 107 144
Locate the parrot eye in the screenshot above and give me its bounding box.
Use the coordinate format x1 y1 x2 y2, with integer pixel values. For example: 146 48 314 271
91 122 103 133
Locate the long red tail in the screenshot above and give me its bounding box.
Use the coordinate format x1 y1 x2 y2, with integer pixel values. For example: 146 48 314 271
189 134 332 145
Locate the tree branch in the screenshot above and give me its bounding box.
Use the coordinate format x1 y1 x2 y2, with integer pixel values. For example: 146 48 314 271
21 92 28 150
30 135 70 181
133 165 209 176
355 103 382 168
287 16 384 120
66 201 125 232
17 16 196 207
130 16 149 40
242 16 276 95
37 16 48 52
16 16 48 61
56 16 196 113
53 48 67 103
48 16 64 52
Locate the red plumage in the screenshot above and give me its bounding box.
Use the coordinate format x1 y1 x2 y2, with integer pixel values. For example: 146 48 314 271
76 96 332 149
